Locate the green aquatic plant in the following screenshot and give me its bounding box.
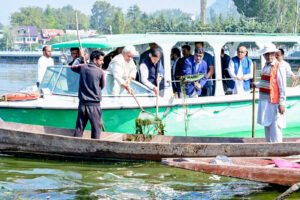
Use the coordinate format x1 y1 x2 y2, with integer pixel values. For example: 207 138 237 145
180 73 205 136
134 117 165 142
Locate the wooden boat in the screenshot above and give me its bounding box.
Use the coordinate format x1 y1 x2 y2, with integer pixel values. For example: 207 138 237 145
1 121 300 161
162 157 300 186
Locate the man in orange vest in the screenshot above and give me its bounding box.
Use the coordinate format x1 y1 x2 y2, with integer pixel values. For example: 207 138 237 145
253 44 286 142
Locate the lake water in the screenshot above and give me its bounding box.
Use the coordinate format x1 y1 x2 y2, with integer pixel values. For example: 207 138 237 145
0 63 299 199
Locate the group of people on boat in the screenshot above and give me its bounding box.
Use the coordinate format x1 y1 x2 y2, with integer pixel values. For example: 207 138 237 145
36 42 298 142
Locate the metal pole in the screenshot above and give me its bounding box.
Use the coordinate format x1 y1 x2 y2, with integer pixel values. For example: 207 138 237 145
252 62 256 138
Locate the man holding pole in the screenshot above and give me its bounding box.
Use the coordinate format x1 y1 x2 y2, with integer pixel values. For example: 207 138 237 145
71 50 105 139
253 43 286 142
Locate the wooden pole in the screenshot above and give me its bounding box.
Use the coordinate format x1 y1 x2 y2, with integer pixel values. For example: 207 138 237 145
252 62 256 138
75 12 86 63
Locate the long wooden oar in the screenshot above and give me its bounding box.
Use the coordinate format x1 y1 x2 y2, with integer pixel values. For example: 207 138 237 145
156 74 162 119
252 62 256 138
131 92 155 120
76 11 105 132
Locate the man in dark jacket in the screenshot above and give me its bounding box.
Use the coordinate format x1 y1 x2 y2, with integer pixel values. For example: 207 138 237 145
71 50 105 139
182 47 208 98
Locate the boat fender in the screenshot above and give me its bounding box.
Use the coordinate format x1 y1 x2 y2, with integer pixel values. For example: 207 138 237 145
2 93 40 101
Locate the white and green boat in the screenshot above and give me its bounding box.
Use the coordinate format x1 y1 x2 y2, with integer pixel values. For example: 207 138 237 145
0 33 299 138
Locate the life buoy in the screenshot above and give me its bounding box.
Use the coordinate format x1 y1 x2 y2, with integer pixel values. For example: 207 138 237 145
1 93 40 101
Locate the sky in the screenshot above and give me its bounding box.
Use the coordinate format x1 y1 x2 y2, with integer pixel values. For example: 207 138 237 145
0 0 216 26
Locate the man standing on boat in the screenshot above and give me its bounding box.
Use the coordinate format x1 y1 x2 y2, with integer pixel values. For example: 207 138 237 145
171 47 181 95
102 47 124 70
68 47 87 66
276 49 297 80
106 45 137 95
228 46 253 94
139 43 164 66
254 44 286 142
195 42 214 96
139 48 164 96
174 45 192 97
37 46 54 87
71 50 105 139
182 47 208 98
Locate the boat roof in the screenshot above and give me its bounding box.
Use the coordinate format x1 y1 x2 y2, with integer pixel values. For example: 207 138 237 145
52 32 300 49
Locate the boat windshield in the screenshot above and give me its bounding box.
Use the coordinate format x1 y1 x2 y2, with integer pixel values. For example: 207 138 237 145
40 65 153 96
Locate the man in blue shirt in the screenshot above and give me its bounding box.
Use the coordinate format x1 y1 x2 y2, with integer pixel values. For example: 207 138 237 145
182 47 208 98
195 42 214 96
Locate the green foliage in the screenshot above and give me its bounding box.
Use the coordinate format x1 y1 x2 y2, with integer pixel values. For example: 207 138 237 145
6 0 300 34
135 117 165 136
11 7 46 29
90 1 117 33
0 27 14 51
112 9 125 34
10 5 89 30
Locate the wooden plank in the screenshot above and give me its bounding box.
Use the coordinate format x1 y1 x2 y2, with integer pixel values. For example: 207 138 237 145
292 68 300 87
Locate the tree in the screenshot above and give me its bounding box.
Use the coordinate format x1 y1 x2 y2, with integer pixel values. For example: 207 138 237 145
126 5 145 33
45 5 57 29
0 27 14 51
111 9 125 34
90 1 117 33
52 5 89 30
10 7 46 29
201 0 207 24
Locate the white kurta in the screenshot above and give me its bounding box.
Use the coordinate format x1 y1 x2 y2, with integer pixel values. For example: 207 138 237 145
257 59 286 142
106 54 137 95
280 60 295 78
228 59 253 94
37 56 54 83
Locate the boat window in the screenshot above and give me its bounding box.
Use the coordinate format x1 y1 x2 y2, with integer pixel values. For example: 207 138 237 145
103 73 153 96
53 67 79 95
40 67 61 92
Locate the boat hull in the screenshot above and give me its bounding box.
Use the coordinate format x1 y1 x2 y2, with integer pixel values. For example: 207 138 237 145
0 97 300 137
162 157 300 186
1 122 300 161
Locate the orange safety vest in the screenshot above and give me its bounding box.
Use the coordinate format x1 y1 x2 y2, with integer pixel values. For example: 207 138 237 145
259 62 280 104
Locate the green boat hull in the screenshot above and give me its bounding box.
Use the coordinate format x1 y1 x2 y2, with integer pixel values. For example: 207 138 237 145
0 97 299 138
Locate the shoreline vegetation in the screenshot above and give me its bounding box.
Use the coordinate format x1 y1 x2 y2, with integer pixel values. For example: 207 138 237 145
1 0 300 50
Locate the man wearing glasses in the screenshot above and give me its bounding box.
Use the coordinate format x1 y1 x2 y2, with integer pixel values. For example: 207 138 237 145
228 46 253 94
106 45 137 95
182 47 208 98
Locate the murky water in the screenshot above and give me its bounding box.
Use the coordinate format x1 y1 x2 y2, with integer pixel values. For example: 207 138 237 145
0 154 298 200
0 63 300 199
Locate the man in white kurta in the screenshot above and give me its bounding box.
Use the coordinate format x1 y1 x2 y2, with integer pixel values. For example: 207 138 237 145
228 46 253 94
37 46 54 86
255 44 286 142
106 45 137 95
276 48 296 80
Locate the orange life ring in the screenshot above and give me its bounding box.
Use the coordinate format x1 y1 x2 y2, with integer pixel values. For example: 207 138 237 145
2 93 40 101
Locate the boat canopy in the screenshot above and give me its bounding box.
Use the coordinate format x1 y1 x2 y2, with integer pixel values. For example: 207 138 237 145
52 33 300 49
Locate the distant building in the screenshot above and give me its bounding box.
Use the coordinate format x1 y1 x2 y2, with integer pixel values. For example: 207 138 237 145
12 26 39 50
40 29 64 45
65 29 97 37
